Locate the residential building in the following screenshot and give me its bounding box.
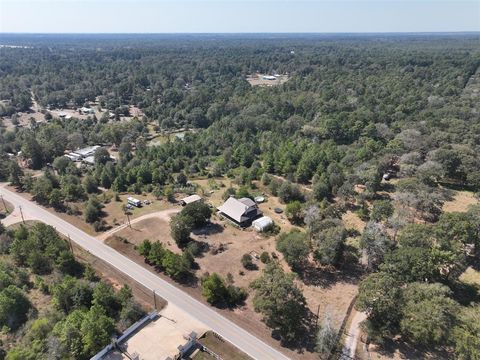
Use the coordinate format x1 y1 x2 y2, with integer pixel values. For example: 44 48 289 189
217 197 262 226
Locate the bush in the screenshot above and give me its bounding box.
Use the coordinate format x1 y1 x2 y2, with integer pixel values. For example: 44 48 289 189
201 273 246 307
241 253 256 270
260 251 270 264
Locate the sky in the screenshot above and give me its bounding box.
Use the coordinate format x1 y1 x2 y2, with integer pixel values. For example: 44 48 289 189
0 0 479 33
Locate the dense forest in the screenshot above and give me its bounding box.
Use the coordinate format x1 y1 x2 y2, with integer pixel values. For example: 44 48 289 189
1 33 480 359
0 223 144 360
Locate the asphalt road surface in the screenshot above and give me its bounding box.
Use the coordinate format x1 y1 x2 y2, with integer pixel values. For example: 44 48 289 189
0 185 290 360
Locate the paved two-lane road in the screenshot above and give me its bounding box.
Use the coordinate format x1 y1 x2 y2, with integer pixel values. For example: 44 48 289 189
0 185 289 360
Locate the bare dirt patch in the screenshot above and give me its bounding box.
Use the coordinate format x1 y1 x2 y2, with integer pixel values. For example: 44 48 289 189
246 74 289 87
192 222 277 289
101 193 175 227
442 190 478 213
342 211 366 233
105 217 180 254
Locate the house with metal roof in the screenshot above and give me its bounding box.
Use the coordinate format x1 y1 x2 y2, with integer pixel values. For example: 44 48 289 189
217 197 262 227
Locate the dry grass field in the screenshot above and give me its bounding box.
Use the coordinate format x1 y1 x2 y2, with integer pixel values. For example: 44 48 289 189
105 210 361 359
246 74 289 87
443 190 478 212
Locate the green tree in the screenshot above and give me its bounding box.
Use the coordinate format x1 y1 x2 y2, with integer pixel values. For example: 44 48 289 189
285 201 303 225
251 262 308 343
84 197 104 224
201 273 230 306
92 282 120 318
180 201 211 228
161 250 191 279
276 231 310 271
0 285 31 330
312 225 347 267
452 306 480 360
49 188 64 210
82 175 98 194
397 223 435 248
380 247 439 283
356 272 403 341
170 215 192 247
52 156 71 175
241 253 256 270
80 305 115 357
370 200 394 222
93 147 111 166
164 185 175 202
400 282 458 347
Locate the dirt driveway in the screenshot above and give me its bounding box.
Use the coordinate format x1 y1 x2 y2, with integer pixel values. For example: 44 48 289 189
97 208 180 241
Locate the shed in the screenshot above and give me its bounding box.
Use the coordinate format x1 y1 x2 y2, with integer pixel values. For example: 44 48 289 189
181 194 202 206
252 216 273 232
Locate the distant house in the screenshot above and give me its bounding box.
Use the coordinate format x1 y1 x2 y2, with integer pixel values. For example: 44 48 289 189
262 75 277 81
80 107 94 115
64 153 81 162
81 155 95 165
217 197 262 227
252 216 273 232
64 145 100 163
180 194 202 206
74 145 100 159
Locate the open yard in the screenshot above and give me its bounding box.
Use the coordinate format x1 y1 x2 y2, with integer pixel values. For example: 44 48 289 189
105 206 362 360
443 190 478 212
246 74 289 87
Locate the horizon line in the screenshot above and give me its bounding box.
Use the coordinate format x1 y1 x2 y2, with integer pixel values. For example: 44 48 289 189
1 31 479 35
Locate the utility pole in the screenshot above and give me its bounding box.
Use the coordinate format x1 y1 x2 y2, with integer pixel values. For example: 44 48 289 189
153 289 157 310
67 234 74 254
126 211 132 228
19 205 25 224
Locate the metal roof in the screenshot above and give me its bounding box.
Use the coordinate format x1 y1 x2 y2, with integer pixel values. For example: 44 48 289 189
181 194 202 204
218 197 256 223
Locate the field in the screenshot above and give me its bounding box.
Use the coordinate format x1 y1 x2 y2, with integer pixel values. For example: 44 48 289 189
442 190 478 212
246 74 289 87
104 179 362 359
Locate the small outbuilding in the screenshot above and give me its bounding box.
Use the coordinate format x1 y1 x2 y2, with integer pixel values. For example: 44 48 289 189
180 194 202 206
252 216 273 232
